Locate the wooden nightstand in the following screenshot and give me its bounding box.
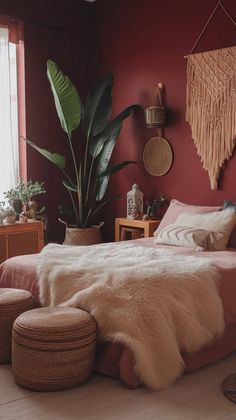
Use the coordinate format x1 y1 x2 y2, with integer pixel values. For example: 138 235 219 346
115 218 160 242
0 221 44 263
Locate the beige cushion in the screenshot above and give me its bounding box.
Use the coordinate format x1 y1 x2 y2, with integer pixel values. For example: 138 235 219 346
176 209 236 250
153 224 210 251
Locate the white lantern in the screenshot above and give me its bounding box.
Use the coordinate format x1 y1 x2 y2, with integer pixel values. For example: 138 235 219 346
127 184 143 220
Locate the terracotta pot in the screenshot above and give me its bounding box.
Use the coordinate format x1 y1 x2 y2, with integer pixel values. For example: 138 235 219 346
63 226 102 246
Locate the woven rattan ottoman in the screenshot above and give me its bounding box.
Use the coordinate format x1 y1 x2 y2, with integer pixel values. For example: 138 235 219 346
0 288 35 364
12 306 97 391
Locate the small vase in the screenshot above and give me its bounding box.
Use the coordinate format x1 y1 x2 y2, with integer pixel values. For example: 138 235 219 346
19 212 28 223
28 200 37 220
4 215 16 224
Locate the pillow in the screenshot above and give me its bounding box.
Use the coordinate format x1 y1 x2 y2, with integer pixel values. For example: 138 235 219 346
153 224 211 251
154 199 222 236
224 200 236 248
176 209 236 250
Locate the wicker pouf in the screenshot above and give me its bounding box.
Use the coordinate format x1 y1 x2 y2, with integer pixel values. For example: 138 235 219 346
12 307 97 391
0 288 36 364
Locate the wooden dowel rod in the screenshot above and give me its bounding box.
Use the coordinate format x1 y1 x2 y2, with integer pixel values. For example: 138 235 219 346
184 44 235 58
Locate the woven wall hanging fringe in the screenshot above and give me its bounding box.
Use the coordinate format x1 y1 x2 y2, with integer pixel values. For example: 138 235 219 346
186 46 236 190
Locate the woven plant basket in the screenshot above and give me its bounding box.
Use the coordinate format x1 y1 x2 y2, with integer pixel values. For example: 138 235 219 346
0 288 36 364
63 226 102 246
12 307 97 391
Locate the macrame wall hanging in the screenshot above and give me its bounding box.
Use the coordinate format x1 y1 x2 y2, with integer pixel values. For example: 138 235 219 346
185 0 236 190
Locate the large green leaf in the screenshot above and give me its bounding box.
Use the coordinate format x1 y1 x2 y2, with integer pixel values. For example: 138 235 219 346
95 175 110 202
25 139 65 169
94 135 118 201
95 161 136 201
93 105 138 201
98 161 136 178
83 74 113 139
90 105 139 158
47 59 82 136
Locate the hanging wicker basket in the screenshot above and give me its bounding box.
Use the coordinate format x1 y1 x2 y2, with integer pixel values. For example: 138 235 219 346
144 105 166 128
144 83 166 128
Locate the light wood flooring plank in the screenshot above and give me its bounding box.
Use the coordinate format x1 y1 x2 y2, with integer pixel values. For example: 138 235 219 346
0 353 236 420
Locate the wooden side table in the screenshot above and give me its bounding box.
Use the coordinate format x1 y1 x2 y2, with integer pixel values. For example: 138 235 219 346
0 221 44 263
115 218 160 242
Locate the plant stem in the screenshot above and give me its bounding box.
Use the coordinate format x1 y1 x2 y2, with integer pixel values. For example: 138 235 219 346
68 133 82 225
68 189 79 226
90 199 108 218
91 193 123 218
78 163 83 225
83 208 92 228
84 135 89 180
59 167 80 226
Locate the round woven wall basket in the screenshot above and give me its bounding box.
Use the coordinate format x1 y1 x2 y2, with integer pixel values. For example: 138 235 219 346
143 136 173 176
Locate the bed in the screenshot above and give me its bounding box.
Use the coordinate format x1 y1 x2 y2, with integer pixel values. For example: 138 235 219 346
1 199 236 389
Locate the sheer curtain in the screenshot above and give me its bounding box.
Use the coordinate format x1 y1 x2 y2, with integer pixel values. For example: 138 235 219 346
0 27 19 201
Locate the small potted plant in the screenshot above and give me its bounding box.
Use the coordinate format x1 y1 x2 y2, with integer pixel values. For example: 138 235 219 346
3 207 16 224
3 186 22 214
4 179 46 218
146 195 166 219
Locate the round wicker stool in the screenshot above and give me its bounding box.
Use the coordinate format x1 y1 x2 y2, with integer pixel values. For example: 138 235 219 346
12 307 97 391
0 288 36 364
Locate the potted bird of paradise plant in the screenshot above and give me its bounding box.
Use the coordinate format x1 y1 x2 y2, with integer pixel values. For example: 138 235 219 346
25 60 138 245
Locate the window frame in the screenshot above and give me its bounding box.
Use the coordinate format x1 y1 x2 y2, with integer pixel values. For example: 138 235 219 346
0 15 26 183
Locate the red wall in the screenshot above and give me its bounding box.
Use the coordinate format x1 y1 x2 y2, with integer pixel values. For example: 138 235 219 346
0 0 91 241
1 0 236 242
92 0 236 240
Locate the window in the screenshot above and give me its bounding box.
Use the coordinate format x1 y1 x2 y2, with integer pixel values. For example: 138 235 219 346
0 18 25 201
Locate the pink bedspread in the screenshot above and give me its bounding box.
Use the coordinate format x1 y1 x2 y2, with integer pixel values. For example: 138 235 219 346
0 254 40 304
1 238 236 388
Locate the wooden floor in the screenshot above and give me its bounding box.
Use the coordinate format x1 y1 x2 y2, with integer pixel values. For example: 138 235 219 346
1 353 236 420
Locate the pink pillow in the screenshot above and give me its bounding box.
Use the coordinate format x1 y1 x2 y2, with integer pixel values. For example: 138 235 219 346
154 199 222 236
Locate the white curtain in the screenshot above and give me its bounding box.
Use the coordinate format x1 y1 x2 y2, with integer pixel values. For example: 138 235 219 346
0 27 19 202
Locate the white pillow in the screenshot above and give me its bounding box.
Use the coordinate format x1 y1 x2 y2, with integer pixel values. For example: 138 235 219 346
176 209 236 250
153 224 211 251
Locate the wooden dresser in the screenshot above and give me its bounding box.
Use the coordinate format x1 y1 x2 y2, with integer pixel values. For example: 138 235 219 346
0 221 44 263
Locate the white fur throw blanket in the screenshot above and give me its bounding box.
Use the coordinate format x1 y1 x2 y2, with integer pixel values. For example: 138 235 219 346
37 242 224 390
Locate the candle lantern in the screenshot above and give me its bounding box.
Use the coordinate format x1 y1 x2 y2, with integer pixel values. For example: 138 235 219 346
127 184 143 220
